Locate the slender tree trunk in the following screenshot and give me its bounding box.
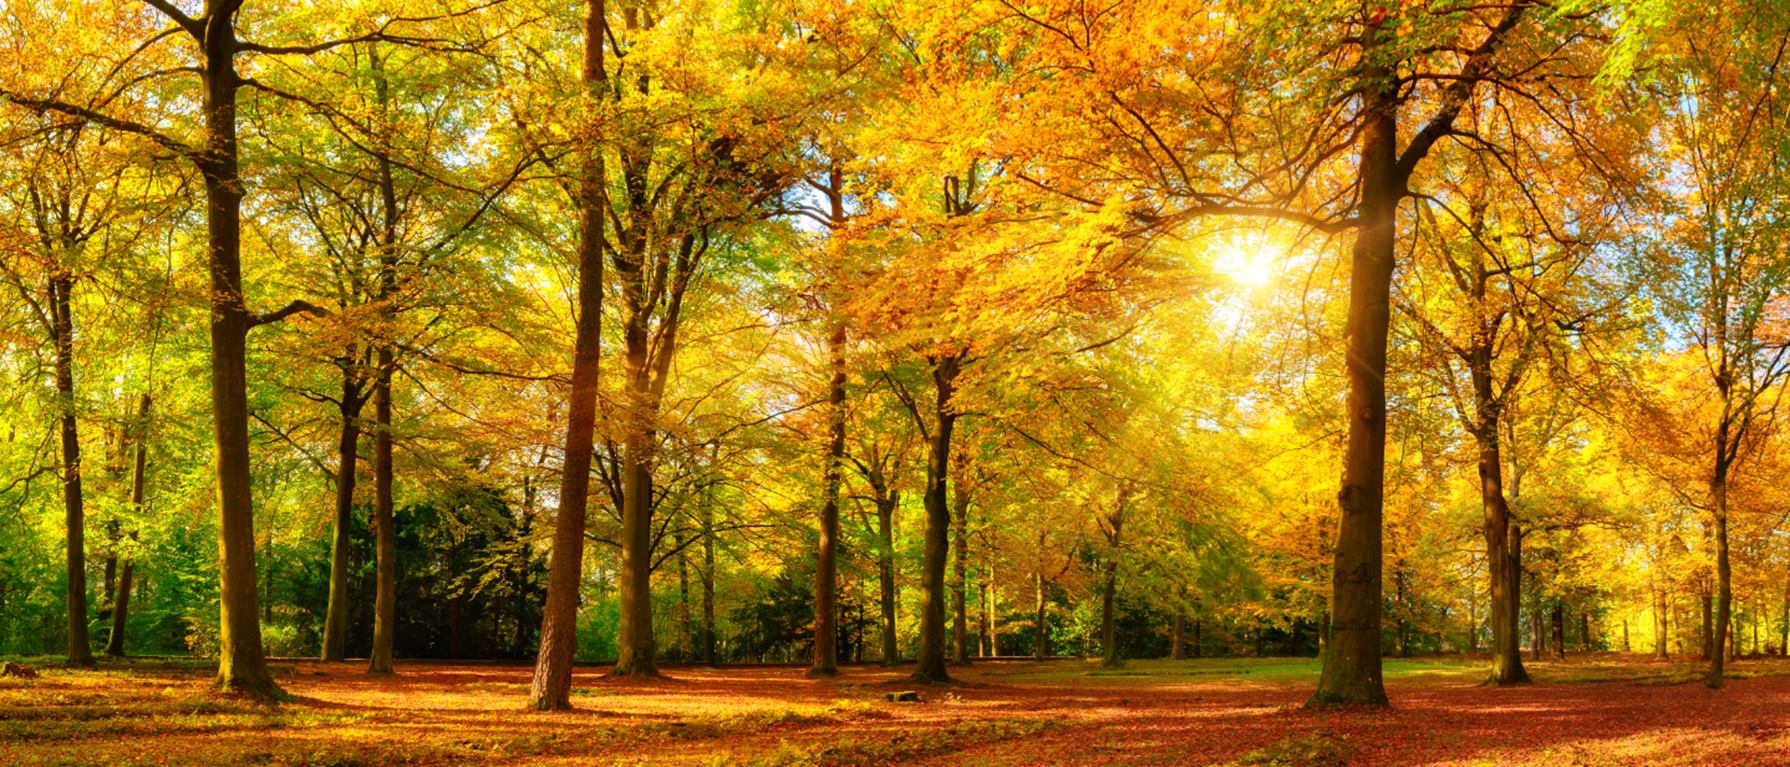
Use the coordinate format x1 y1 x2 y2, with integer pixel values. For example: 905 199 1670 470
1530 605 1543 661
951 474 971 666
701 498 718 665
528 0 606 708
1312 58 1397 707
1709 474 1732 688
1192 618 1203 658
1654 588 1669 659
877 491 898 665
1550 603 1565 660
979 555 994 657
676 533 690 662
321 370 364 662
1032 570 1047 660
105 393 151 658
811 323 847 676
1475 422 1528 683
613 339 659 677
367 348 396 673
1701 592 1714 661
1171 610 1186 660
1099 490 1126 668
50 274 92 667
1581 611 1592 653
912 356 959 683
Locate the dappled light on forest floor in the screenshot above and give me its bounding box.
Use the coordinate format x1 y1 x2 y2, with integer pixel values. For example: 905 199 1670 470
5 657 1790 766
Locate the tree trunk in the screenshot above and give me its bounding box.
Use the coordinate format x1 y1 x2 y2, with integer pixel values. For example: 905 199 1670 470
1171 609 1186 660
198 3 277 698
1654 588 1669 659
1475 420 1527 683
1530 606 1543 661
979 556 994 657
877 490 898 665
1701 592 1714 661
613 319 659 678
1550 602 1565 660
675 532 690 662
367 347 396 674
105 393 152 658
528 0 606 708
1312 52 1397 708
50 273 93 667
811 323 846 676
912 356 959 683
951 472 971 666
1709 476 1732 688
1099 490 1126 669
321 370 364 662
701 498 718 666
1032 570 1047 660
1581 611 1592 653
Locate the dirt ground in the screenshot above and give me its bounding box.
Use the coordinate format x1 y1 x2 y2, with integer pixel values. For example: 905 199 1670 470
4 655 1789 766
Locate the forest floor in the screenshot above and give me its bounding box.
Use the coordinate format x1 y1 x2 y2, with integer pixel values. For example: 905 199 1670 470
4 653 1789 766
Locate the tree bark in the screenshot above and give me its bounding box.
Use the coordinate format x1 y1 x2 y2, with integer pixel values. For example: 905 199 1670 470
367 347 396 674
1654 587 1669 659
321 369 364 662
1709 475 1732 688
951 471 971 666
701 498 718 666
1032 570 1047 660
196 1 278 698
1099 489 1127 668
877 489 898 665
105 393 152 658
1550 602 1565 660
528 0 606 708
811 323 847 676
1312 51 1397 708
1473 408 1527 683
912 356 959 683
50 272 92 667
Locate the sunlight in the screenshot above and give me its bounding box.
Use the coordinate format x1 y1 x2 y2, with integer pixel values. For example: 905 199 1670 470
1209 233 1280 289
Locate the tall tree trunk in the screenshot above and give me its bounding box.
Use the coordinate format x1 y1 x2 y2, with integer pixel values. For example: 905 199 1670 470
1530 605 1543 661
105 393 152 658
811 323 846 676
980 554 995 657
912 356 959 683
198 2 276 697
50 273 92 667
613 324 659 677
1709 475 1732 687
1099 490 1126 669
877 490 898 665
701 497 718 665
1032 570 1047 660
528 0 607 708
1701 592 1714 661
951 473 971 666
1171 610 1186 660
1581 611 1592 652
321 370 364 662
676 532 690 662
367 348 396 674
1655 588 1669 659
1550 603 1565 660
1475 420 1527 683
366 70 401 674
1312 51 1397 708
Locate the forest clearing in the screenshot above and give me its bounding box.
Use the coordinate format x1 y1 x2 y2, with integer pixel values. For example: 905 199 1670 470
6 0 1790 764
9 656 1790 766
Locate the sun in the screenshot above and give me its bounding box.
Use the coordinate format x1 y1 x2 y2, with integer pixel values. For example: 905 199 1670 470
1210 235 1279 288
